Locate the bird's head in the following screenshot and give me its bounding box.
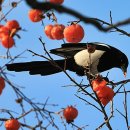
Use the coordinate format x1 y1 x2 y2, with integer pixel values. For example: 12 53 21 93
119 53 129 77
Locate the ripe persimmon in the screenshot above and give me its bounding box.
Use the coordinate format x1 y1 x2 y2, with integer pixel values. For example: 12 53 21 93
64 24 84 43
28 9 43 22
5 20 20 31
49 0 64 4
91 77 107 91
99 98 110 106
0 26 10 38
51 24 65 40
63 106 78 123
96 86 114 106
97 86 114 99
44 24 54 39
5 119 20 130
1 35 14 48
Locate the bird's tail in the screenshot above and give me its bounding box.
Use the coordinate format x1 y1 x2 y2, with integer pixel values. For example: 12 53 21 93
6 59 68 76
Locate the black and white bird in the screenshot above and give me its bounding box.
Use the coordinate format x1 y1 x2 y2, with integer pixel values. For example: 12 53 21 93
6 42 128 77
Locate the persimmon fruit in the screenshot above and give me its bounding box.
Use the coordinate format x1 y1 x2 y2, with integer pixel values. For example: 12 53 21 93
28 9 43 22
0 26 10 38
51 24 65 40
5 119 20 130
99 98 110 106
63 106 78 123
64 24 84 43
97 86 114 99
1 35 14 48
44 24 54 39
96 86 114 106
91 77 107 91
5 20 20 31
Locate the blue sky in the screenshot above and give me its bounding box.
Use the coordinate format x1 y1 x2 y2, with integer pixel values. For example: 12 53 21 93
0 0 130 130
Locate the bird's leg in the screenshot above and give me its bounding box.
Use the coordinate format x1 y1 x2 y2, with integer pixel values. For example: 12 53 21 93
88 53 93 79
85 44 98 80
84 53 95 80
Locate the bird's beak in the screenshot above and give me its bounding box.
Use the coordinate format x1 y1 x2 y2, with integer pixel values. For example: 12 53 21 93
121 65 127 78
124 71 127 78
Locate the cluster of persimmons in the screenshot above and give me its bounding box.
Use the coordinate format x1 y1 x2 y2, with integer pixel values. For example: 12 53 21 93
28 8 84 43
0 20 20 48
91 75 114 106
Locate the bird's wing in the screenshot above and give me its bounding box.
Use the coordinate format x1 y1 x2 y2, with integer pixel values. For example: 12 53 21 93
50 43 87 58
50 42 111 58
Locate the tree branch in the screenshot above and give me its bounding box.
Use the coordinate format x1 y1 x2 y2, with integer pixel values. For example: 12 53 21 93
25 0 130 34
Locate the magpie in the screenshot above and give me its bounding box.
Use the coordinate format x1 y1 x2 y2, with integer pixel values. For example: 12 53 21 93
6 42 128 77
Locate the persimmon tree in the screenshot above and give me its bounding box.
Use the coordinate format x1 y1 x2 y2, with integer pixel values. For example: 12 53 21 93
0 0 130 130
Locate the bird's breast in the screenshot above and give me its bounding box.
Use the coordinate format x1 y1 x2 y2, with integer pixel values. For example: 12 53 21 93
74 49 105 74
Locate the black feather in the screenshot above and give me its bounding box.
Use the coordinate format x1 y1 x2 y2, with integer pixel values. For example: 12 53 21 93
7 60 66 76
